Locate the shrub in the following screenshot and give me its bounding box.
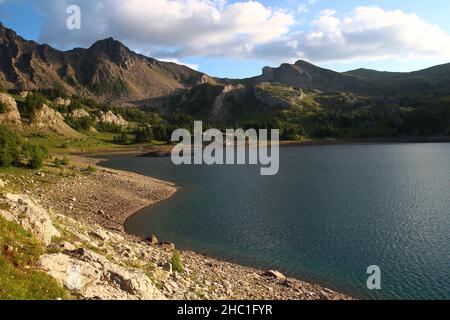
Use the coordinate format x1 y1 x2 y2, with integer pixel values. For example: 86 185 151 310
86 165 97 174
90 79 128 97
53 158 62 168
65 116 93 132
170 250 184 273
134 127 154 143
22 144 49 169
61 156 70 166
22 92 46 120
113 132 129 143
96 122 123 133
53 156 69 168
0 101 8 114
0 126 21 167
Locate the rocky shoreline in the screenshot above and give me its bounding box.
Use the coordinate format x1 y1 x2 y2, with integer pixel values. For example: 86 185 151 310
1 155 352 300
39 155 178 232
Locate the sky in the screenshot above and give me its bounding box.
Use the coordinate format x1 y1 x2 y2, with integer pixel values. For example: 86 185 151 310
1 0 450 78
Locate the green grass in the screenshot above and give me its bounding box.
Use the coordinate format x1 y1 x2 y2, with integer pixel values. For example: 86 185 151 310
23 130 119 154
0 216 67 300
0 165 67 193
86 165 97 174
170 250 184 273
21 129 156 155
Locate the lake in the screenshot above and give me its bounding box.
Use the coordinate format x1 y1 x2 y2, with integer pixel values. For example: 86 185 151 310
99 143 450 300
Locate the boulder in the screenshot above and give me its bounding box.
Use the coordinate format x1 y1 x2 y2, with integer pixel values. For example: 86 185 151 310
146 235 158 245
39 249 166 300
161 242 175 251
162 262 172 273
19 91 30 98
48 241 76 251
264 270 287 281
1 193 61 246
70 108 90 118
54 97 71 107
0 92 22 128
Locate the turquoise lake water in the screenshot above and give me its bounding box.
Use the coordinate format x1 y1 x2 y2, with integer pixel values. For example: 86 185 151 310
100 143 450 299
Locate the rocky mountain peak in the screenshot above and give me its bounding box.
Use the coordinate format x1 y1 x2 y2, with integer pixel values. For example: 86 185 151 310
90 37 125 50
0 23 206 102
0 21 17 40
89 37 131 61
294 60 314 67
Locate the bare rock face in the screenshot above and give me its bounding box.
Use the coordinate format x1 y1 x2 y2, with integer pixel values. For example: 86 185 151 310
54 97 71 107
0 23 206 103
38 249 166 300
70 108 90 118
31 104 81 137
99 111 129 127
1 193 61 246
0 92 22 128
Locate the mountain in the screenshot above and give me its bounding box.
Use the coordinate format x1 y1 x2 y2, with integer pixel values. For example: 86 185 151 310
2 20 450 116
344 68 405 80
345 63 450 95
248 60 371 92
0 22 208 103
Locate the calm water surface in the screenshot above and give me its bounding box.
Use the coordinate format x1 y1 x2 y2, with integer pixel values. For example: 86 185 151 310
99 143 450 299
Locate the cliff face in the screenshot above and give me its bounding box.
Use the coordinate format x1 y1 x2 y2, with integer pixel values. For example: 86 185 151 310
0 92 22 128
99 110 129 127
30 104 81 138
0 22 206 103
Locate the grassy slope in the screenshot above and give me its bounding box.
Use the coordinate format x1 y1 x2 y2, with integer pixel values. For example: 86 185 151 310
0 216 67 300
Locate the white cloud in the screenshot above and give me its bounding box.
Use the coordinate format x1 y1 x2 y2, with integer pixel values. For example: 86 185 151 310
297 4 308 13
36 0 294 59
34 2 450 67
255 6 450 64
297 0 321 14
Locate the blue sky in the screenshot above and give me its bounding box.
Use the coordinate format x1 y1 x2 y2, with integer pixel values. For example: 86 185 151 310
1 0 450 78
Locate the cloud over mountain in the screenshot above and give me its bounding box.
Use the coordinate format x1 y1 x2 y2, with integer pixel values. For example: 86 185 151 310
36 0 294 58
33 1 450 65
255 6 450 63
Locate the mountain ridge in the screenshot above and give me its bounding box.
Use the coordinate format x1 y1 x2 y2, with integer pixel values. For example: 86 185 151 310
0 22 208 104
2 21 450 109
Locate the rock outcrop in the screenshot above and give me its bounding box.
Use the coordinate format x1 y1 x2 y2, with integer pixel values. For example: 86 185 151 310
31 104 81 137
99 111 129 127
54 97 71 107
38 249 165 300
1 193 60 245
1 191 167 300
0 92 22 128
70 109 90 118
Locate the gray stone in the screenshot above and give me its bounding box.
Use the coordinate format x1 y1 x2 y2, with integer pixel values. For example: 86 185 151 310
264 270 287 281
162 262 173 273
161 242 175 251
147 235 158 245
3 193 60 245
39 250 166 300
